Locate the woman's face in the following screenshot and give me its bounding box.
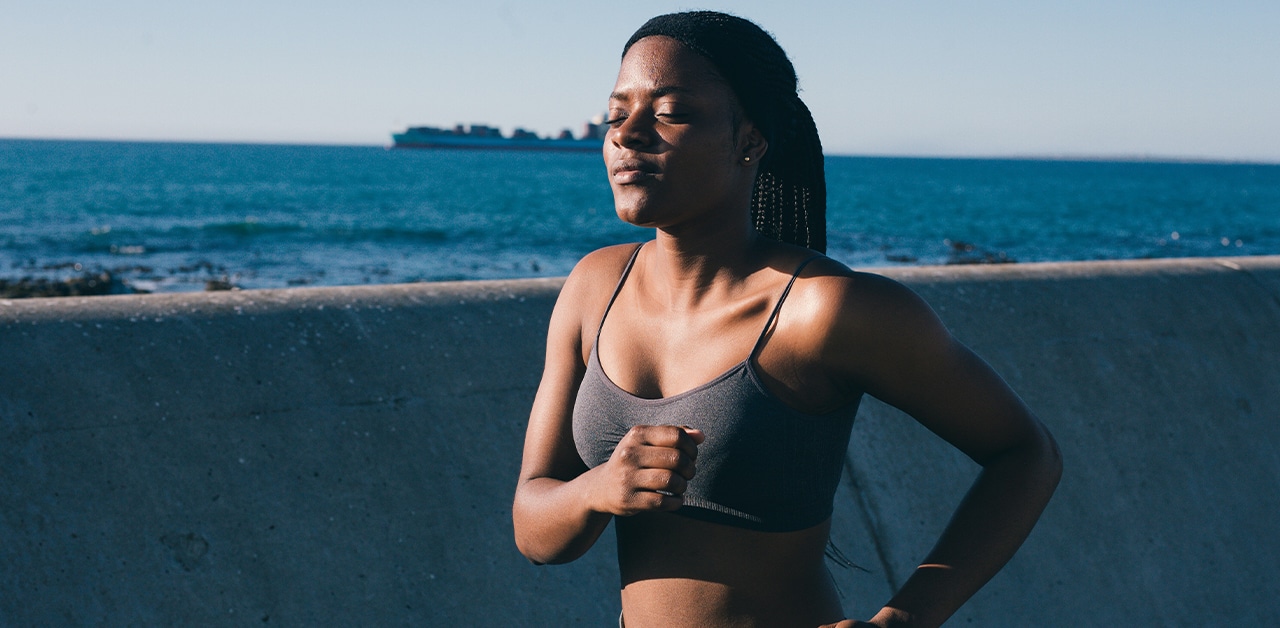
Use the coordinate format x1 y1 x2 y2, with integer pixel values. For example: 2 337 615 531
604 36 763 231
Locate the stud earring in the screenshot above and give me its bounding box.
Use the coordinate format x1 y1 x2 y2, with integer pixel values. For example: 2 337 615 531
743 156 752 163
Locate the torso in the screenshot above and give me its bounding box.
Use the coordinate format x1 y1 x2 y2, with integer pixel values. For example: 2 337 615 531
571 241 862 627
616 513 843 627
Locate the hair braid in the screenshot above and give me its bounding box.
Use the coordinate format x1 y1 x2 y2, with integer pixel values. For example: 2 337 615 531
625 11 827 252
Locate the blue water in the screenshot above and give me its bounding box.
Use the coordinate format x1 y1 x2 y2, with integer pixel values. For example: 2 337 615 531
2 139 1278 293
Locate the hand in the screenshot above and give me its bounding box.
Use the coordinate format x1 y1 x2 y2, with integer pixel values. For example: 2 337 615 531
820 606 915 627
588 424 704 516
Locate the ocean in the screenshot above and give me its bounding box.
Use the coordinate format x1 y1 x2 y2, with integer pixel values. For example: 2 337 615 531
2 138 1278 294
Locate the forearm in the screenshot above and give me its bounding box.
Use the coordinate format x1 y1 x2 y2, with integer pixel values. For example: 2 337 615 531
874 428 1062 627
513 470 614 565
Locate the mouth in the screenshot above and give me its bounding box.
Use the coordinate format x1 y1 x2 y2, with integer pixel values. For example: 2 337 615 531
611 158 660 184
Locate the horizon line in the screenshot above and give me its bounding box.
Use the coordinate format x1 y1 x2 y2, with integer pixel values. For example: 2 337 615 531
2 135 1277 166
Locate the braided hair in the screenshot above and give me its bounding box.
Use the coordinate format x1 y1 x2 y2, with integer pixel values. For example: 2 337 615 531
624 11 827 253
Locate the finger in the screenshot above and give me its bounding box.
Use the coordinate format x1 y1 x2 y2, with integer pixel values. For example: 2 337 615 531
627 489 684 513
657 424 704 459
679 426 705 446
670 427 702 462
610 439 695 479
627 444 697 479
611 479 684 514
653 492 684 512
634 468 688 497
627 425 701 461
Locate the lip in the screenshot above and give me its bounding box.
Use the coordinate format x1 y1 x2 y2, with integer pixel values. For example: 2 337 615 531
611 158 660 184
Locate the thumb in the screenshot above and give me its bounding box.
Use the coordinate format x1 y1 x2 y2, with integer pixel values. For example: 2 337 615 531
680 425 706 445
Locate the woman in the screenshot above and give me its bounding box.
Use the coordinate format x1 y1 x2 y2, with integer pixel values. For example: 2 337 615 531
513 11 1061 627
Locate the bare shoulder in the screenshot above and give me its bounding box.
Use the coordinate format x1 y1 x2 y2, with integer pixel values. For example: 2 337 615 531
566 243 643 285
781 255 1050 466
781 257 953 384
558 243 643 313
788 257 941 333
549 243 646 362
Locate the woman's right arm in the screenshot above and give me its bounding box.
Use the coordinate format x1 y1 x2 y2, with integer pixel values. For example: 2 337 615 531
512 249 701 565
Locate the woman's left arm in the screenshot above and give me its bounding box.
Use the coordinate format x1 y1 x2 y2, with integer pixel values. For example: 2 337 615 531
819 272 1063 628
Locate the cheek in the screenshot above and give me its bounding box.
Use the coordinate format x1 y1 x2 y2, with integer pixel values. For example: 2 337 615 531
665 149 734 195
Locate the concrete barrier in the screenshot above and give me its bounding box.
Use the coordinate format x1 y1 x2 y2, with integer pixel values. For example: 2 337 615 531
2 256 1277 626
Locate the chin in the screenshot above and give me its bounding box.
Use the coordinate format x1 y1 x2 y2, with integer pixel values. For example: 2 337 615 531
613 208 650 228
612 204 664 229
611 193 657 227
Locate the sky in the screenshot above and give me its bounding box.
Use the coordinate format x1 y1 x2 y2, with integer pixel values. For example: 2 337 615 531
3 1 1278 162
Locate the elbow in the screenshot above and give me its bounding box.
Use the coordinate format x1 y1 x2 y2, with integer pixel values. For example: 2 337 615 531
1025 419 1063 494
516 543 550 566
514 533 583 566
511 476 606 565
513 530 549 565
984 418 1063 492
524 552 576 566
513 532 540 565
512 509 589 566
512 513 553 565
1043 427 1063 489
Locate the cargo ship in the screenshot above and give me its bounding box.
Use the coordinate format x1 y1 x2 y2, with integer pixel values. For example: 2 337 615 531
392 117 606 152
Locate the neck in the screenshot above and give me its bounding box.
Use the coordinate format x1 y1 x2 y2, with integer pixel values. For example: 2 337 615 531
644 216 764 311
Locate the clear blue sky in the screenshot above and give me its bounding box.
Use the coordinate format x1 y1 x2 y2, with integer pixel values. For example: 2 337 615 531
4 1 1277 161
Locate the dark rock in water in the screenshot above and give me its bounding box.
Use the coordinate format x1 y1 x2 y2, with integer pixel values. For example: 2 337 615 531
204 277 238 291
943 239 1017 265
0 272 140 299
947 250 1017 265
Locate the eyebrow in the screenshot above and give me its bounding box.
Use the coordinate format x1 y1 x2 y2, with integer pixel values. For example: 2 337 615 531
609 85 694 102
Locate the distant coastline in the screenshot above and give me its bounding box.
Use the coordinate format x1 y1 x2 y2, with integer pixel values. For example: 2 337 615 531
390 118 607 152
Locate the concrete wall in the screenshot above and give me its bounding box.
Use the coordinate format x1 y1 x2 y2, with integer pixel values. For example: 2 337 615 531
2 256 1277 626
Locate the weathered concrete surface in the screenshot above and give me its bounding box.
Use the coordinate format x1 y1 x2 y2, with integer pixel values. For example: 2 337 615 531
2 256 1278 626
847 256 1280 626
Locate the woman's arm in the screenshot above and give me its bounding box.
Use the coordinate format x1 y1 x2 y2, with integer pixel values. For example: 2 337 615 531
512 248 703 565
819 273 1062 628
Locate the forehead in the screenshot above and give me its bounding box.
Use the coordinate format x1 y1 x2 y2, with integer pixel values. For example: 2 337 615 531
611 36 731 100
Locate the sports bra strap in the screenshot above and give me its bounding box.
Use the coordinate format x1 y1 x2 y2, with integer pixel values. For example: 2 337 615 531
750 254 824 358
594 242 646 346
596 244 822 358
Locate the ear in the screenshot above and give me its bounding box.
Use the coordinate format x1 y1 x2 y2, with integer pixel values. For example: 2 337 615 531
738 123 768 166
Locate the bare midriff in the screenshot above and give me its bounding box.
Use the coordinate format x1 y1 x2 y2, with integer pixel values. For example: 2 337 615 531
616 512 846 628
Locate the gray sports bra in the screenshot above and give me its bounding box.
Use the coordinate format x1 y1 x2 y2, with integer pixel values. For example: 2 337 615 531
572 244 860 532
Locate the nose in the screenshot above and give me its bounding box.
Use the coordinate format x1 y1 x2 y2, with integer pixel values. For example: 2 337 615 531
610 113 654 150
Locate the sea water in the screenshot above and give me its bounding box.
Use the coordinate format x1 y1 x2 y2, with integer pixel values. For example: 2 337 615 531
2 139 1277 293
